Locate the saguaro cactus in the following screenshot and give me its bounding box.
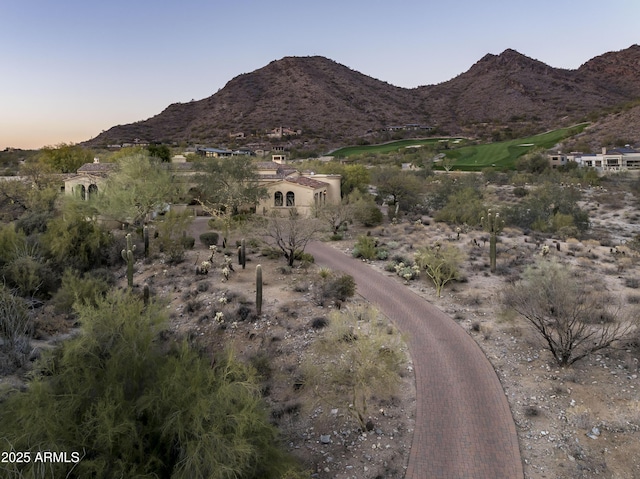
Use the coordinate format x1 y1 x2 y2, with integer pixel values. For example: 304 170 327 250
143 284 150 306
481 209 504 273
143 225 149 258
256 264 263 316
121 233 136 287
240 238 246 269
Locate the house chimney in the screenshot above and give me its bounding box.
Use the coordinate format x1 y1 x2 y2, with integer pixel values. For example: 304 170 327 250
93 157 100 164
602 147 607 155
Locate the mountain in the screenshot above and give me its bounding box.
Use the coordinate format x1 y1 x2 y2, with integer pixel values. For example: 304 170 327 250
86 45 640 150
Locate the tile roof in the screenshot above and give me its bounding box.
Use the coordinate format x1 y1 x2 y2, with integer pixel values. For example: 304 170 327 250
77 162 117 173
285 176 329 189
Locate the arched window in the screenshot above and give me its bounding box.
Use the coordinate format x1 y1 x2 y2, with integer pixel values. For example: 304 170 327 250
274 191 283 206
88 184 98 198
79 184 86 200
286 191 295 207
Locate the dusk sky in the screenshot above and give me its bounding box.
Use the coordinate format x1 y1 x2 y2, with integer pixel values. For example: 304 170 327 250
1 0 638 150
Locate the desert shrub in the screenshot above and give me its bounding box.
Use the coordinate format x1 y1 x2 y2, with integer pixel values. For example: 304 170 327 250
310 317 329 329
376 248 389 260
15 210 52 235
513 186 528 197
52 269 112 313
434 187 485 225
0 291 301 478
155 211 194 264
2 241 57 299
504 182 589 234
182 235 196 249
199 231 219 246
625 277 640 289
303 305 405 429
261 246 283 259
312 272 356 306
0 286 33 373
352 235 378 260
294 250 315 264
42 210 112 273
351 196 383 227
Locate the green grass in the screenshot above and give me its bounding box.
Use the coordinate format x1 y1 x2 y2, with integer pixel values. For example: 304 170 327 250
442 123 588 171
330 124 588 170
331 138 460 157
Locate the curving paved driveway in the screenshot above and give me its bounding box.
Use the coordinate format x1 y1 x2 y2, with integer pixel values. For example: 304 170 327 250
307 242 524 479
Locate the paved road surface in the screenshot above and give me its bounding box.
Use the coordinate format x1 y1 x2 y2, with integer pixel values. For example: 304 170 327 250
307 241 524 479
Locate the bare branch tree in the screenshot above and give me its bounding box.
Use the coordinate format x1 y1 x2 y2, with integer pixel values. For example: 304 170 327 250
262 209 323 267
504 259 635 366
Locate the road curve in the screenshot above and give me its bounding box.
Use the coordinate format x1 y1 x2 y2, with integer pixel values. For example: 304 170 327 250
307 241 524 479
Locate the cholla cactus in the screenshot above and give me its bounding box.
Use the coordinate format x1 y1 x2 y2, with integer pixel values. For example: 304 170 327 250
541 244 550 256
208 245 217 261
214 311 224 323
222 267 230 281
121 233 136 287
481 209 504 273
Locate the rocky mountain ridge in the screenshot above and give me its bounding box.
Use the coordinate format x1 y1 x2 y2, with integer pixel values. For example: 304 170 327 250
85 45 640 151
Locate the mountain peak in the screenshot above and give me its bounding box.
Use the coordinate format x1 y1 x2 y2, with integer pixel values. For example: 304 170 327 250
85 45 640 149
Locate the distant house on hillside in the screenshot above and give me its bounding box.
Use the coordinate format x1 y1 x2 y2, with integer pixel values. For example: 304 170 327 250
566 147 640 171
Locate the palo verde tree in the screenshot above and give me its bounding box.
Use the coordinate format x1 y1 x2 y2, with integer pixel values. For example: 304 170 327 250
193 156 267 217
503 259 635 366
414 242 463 297
39 143 94 173
0 291 302 479
96 152 181 226
303 305 406 430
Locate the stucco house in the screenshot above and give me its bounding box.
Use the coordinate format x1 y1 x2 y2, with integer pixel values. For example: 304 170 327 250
64 159 116 199
65 155 341 217
255 157 341 216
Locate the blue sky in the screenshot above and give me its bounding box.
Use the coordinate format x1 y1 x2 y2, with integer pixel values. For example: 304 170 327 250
1 0 638 150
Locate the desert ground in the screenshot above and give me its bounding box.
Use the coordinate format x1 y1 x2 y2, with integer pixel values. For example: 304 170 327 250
9 179 640 478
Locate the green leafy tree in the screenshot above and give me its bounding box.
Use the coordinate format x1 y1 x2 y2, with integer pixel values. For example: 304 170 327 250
39 143 94 173
0 291 301 478
96 152 181 226
303 305 405 429
372 168 424 217
415 243 463 297
147 143 172 162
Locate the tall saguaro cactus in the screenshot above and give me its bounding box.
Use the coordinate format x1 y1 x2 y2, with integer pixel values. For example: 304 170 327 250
240 238 246 269
256 264 263 316
481 209 504 273
143 225 150 258
121 233 136 287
